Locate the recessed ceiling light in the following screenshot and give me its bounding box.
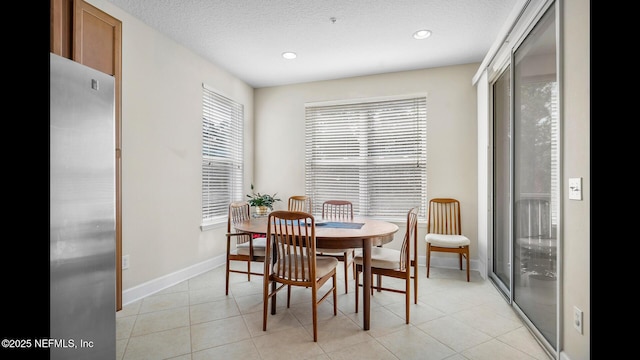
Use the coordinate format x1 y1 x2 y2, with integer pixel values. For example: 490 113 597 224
413 29 432 40
282 52 297 59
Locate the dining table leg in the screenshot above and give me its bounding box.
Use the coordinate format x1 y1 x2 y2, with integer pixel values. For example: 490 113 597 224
362 238 371 330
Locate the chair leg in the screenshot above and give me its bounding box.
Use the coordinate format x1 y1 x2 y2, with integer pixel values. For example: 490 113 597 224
262 280 269 332
352 251 357 280
426 244 431 278
413 262 418 304
355 266 360 313
311 286 318 342
465 248 470 282
344 252 349 294
332 272 338 315
405 275 410 324
371 273 375 295
224 250 231 295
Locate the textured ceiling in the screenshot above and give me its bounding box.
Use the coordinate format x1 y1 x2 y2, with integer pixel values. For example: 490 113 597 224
107 0 517 88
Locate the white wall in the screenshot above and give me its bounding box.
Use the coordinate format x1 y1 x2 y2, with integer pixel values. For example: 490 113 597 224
561 0 590 358
88 0 254 301
476 70 490 279
254 65 479 266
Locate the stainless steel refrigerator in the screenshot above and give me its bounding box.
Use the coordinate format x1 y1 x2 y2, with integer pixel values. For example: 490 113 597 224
50 53 115 359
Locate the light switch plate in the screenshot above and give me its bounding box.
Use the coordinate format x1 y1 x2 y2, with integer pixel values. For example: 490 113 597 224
569 177 582 200
573 306 583 334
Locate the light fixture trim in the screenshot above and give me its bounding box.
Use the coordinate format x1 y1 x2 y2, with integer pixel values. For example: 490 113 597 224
282 52 297 59
413 29 432 40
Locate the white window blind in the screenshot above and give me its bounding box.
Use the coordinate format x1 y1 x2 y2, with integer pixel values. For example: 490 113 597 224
202 84 243 226
305 97 427 221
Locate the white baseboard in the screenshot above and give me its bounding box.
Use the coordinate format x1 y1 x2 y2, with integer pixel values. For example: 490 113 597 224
560 351 572 360
121 254 226 307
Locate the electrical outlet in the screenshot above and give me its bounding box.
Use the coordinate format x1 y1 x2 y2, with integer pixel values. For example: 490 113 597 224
573 306 583 334
122 255 130 270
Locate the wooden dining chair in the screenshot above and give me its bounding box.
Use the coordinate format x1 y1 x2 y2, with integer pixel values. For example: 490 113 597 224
355 207 418 323
424 198 470 282
262 210 338 342
225 201 267 295
288 195 312 213
316 200 356 293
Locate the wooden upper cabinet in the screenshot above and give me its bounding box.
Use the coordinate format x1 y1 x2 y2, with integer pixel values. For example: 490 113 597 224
51 0 122 78
50 0 73 58
73 0 122 78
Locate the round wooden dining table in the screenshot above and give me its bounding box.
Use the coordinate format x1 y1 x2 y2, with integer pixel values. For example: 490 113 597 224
234 215 399 330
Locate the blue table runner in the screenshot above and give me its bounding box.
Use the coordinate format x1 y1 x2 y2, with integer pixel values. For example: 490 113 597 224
275 219 364 229
316 221 364 229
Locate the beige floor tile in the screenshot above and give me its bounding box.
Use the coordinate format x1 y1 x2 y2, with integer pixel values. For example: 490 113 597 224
189 297 241 324
417 315 492 352
417 291 476 315
130 307 190 336
252 327 326 360
117 300 142 317
190 315 251 352
188 286 228 305
138 291 189 314
234 292 265 314
154 281 189 295
191 339 261 360
116 315 136 340
306 315 373 353
497 327 552 360
461 338 538 360
376 326 456 360
452 306 522 337
123 326 191 360
115 266 551 359
115 338 128 360
324 339 397 360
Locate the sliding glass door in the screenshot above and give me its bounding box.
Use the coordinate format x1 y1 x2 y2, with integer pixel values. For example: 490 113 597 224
512 4 558 350
490 1 559 356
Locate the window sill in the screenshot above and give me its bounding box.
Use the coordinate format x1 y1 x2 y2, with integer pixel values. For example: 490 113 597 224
200 221 225 232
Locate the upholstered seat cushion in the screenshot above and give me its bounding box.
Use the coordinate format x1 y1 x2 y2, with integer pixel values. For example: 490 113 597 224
236 237 267 256
354 247 400 270
425 233 470 247
273 255 338 281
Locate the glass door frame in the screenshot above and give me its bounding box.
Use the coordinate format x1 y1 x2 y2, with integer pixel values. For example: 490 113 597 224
487 0 561 357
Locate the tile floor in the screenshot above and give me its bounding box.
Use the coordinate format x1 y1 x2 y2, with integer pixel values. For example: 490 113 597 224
116 264 552 360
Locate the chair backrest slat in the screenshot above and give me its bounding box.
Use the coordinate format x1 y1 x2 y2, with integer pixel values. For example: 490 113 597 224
288 195 312 213
228 201 252 244
322 200 354 220
267 211 316 283
427 198 462 235
399 207 418 270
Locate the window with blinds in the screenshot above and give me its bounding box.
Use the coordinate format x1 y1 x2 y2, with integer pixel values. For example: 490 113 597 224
201 84 244 227
305 96 427 221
